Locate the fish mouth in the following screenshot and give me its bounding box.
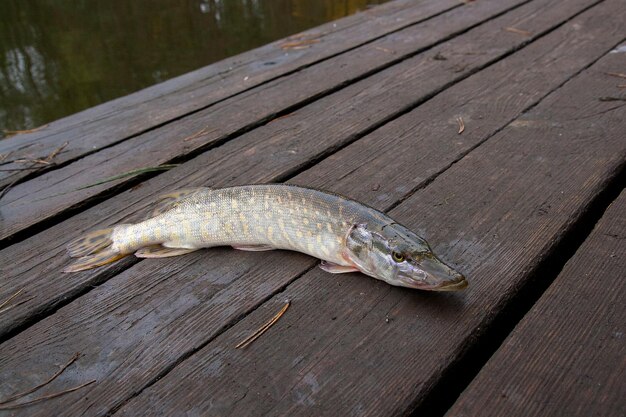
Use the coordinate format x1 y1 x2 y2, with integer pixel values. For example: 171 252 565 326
430 277 468 291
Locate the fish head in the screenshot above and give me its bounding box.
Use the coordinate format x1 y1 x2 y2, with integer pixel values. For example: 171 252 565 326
343 223 467 291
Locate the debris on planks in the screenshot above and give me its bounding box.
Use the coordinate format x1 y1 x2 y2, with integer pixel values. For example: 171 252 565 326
280 37 321 50
3 124 49 138
0 380 96 410
0 289 24 313
598 96 626 102
0 353 80 405
374 46 396 54
182 127 214 142
504 27 532 36
75 164 179 191
0 142 68 172
605 72 626 79
235 300 291 349
0 352 96 410
456 117 465 134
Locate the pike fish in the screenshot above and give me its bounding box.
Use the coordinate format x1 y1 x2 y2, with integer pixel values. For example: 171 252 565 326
64 184 467 291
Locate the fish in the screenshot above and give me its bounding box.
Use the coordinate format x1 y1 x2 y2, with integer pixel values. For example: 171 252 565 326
64 184 467 291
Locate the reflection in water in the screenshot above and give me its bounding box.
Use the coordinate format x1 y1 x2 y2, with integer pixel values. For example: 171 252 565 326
0 0 388 136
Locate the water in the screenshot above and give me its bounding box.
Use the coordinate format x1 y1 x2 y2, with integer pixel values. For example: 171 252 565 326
0 0 388 136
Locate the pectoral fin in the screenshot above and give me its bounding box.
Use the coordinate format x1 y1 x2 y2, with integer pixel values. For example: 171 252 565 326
319 261 359 274
135 245 199 258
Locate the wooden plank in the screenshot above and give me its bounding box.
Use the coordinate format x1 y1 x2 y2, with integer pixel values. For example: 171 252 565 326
445 190 626 417
0 0 531 243
0 3 623 416
0 0 609 339
113 41 626 416
0 0 461 189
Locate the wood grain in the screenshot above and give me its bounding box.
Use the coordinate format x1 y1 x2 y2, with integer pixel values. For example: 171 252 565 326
0 0 613 340
0 0 532 243
0 0 461 189
445 191 625 417
0 2 624 415
113 39 626 417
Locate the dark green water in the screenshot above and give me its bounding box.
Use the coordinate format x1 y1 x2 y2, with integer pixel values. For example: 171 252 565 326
0 0 388 135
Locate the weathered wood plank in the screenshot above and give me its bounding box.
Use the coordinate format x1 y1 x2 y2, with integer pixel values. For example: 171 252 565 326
445 190 626 417
0 0 531 243
113 40 626 416
0 0 461 189
0 0 609 339
1 3 623 416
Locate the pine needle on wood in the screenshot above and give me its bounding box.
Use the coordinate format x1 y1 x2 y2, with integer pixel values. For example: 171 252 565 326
456 117 465 134
0 380 96 410
0 353 80 405
235 300 291 349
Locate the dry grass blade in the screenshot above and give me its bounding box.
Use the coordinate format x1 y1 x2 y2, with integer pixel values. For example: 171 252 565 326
504 27 532 36
236 300 291 349
3 124 49 138
75 164 179 190
456 117 465 134
0 353 81 405
606 72 626 79
0 296 35 315
0 289 23 311
280 39 320 50
0 380 96 410
182 127 214 142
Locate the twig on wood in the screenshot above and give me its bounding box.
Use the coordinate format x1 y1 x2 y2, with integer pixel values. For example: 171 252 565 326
0 142 68 172
0 166 42 172
75 164 179 190
44 142 68 162
456 117 465 134
374 46 395 54
13 158 52 165
606 72 626 79
235 300 291 349
0 296 35 315
0 380 96 410
0 289 23 311
280 39 320 50
504 27 532 36
3 124 49 138
0 353 80 405
598 96 626 102
182 127 214 142
268 112 295 124
618 84 626 88
0 179 20 202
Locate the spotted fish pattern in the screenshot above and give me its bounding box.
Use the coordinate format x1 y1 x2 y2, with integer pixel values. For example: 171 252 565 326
64 184 467 291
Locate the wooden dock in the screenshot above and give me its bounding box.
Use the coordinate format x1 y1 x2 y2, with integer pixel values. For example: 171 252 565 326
0 0 624 415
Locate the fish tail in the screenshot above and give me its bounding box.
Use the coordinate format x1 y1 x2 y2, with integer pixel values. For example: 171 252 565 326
64 227 127 272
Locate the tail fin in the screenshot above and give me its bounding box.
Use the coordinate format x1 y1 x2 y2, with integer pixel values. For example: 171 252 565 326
64 228 127 272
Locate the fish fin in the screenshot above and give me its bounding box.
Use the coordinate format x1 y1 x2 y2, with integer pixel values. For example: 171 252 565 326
66 228 115 258
146 187 211 218
135 245 199 258
319 261 359 274
232 244 275 252
63 249 127 273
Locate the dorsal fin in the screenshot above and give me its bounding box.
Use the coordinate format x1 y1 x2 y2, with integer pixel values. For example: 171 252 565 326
145 187 211 219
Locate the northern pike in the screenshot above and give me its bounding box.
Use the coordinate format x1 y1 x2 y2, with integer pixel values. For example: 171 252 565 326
65 184 467 291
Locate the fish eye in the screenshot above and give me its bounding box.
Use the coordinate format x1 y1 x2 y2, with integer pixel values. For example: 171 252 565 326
391 251 405 263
